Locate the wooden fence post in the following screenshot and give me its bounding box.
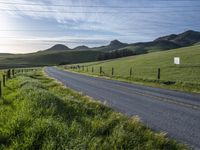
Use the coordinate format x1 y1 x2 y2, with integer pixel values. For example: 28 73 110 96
130 67 132 77
112 67 114 76
87 67 88 72
12 69 14 76
92 67 94 73
100 66 102 75
6 70 8 79
7 70 11 80
157 68 161 80
3 75 6 87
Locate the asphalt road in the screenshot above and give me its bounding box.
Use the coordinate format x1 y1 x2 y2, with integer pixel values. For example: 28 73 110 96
45 67 200 149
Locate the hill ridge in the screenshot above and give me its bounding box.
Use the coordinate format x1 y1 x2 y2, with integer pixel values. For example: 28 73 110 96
44 44 71 52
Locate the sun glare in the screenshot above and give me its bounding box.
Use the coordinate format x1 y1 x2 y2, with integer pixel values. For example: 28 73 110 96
0 13 20 53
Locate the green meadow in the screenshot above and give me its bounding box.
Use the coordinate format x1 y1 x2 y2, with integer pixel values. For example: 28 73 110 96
0 70 187 149
0 50 102 69
66 44 200 93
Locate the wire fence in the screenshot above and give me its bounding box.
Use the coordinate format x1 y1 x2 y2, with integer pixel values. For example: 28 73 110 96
65 65 200 86
0 68 37 98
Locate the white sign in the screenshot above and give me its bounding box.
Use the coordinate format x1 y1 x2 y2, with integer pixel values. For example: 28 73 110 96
174 57 180 65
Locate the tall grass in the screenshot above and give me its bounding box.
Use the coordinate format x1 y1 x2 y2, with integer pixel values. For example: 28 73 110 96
0 71 188 149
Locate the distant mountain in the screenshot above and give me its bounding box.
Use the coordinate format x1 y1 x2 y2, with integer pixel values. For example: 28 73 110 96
120 30 200 54
73 45 89 50
123 40 180 54
108 40 128 50
44 44 71 52
154 30 200 47
89 30 200 53
41 30 200 54
0 53 14 56
90 40 128 52
0 30 199 68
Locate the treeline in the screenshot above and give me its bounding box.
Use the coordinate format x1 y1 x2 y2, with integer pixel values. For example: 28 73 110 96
98 49 136 60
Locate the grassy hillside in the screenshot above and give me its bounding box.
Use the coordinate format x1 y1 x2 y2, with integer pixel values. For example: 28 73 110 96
95 30 200 53
0 50 102 69
120 40 180 54
154 30 200 47
90 40 128 52
0 70 187 149
66 44 200 93
111 30 200 54
0 30 199 69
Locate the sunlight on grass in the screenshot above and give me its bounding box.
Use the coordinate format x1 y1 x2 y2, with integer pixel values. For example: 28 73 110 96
0 70 188 149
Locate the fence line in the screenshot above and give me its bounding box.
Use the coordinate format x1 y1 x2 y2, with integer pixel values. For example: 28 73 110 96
68 65 162 80
0 68 36 98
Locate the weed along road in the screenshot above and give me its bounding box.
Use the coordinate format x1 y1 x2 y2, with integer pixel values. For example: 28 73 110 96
45 67 200 149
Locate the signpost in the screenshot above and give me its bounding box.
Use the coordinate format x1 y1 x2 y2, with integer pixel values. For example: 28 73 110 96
174 57 180 65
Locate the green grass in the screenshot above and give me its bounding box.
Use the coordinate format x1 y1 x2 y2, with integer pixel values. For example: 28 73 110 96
64 45 200 93
119 40 180 54
0 50 102 69
0 70 188 149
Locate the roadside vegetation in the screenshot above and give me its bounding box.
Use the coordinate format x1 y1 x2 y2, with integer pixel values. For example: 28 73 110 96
63 44 200 93
0 70 188 149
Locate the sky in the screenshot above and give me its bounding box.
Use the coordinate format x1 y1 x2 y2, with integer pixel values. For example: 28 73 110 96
0 0 200 53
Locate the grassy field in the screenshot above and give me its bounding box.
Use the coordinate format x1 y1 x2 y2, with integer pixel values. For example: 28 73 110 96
0 69 188 149
64 44 200 93
0 50 102 69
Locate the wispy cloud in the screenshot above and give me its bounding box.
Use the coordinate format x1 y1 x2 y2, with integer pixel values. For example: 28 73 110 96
0 0 200 53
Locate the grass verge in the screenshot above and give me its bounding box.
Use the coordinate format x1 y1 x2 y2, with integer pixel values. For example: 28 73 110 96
0 70 188 149
60 67 200 94
62 44 200 94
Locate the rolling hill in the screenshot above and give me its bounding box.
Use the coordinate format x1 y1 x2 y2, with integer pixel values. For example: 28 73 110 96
0 30 199 68
119 30 200 53
120 40 180 54
85 30 200 53
69 44 200 92
45 44 70 51
37 44 71 53
154 30 200 46
40 30 200 54
88 40 129 52
73 45 89 50
0 50 102 69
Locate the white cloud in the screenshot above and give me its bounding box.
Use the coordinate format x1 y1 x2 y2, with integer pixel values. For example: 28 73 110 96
0 0 200 53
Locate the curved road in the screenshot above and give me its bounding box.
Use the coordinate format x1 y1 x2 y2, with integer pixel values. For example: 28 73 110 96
45 67 200 149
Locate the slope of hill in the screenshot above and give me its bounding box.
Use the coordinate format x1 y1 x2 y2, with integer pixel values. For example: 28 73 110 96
0 53 14 58
68 44 200 92
155 30 200 46
90 40 129 52
73 45 89 50
0 30 199 68
42 44 71 52
120 30 200 54
0 50 102 69
121 40 181 54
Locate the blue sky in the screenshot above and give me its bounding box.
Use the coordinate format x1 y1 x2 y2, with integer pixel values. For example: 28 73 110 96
0 0 200 53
